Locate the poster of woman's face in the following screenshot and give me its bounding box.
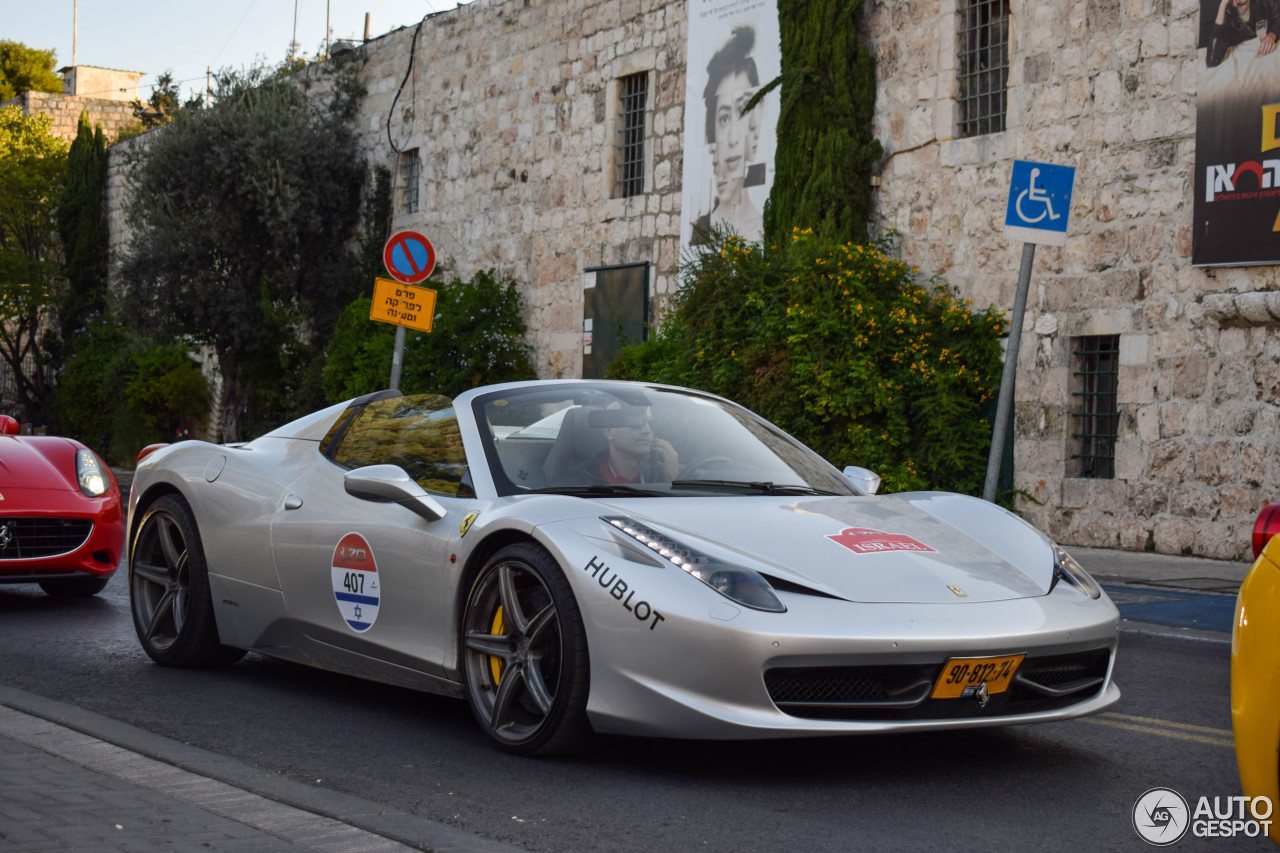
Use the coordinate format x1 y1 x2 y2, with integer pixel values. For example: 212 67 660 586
681 2 780 249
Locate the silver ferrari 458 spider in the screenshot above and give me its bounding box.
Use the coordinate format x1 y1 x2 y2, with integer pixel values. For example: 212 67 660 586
127 380 1120 755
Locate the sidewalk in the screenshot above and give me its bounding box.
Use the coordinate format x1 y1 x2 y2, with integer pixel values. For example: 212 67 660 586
1071 545 1252 592
0 687 523 853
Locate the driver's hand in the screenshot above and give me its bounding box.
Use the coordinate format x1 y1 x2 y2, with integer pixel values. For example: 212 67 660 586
650 438 679 480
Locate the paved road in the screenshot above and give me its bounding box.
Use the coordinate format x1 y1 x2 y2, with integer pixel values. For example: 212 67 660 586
0 548 1263 852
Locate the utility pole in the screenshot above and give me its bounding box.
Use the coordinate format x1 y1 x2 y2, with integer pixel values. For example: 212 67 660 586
206 66 211 107
326 0 331 57
73 0 78 65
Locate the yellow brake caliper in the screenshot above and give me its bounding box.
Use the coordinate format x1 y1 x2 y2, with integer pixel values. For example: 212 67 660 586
489 606 506 685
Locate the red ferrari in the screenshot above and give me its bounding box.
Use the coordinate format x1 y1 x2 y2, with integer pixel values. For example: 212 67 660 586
0 415 124 596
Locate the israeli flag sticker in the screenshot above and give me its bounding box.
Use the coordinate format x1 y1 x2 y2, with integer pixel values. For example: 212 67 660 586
332 532 380 632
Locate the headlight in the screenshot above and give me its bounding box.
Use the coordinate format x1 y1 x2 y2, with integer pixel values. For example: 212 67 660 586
1053 546 1101 599
602 516 786 613
75 449 109 497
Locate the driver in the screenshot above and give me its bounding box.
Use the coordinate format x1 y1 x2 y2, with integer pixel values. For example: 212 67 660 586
586 405 679 484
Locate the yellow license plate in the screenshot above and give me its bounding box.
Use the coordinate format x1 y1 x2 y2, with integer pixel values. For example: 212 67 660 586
931 654 1026 700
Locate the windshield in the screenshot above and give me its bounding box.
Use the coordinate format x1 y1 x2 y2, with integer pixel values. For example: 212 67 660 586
473 383 856 498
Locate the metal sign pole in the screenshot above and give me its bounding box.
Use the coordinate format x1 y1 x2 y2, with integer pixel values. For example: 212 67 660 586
389 326 406 390
983 242 1035 503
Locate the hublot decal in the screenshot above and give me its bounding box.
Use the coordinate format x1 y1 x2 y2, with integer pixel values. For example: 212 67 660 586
583 555 666 631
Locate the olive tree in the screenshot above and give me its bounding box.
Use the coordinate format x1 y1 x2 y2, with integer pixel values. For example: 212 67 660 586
119 64 366 441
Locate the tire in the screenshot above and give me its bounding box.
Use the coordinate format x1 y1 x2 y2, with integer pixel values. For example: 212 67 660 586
128 494 245 667
461 542 595 756
38 576 109 598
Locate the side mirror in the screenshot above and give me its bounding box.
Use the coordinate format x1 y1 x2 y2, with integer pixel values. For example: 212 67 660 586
344 464 447 522
842 465 882 496
0 415 18 435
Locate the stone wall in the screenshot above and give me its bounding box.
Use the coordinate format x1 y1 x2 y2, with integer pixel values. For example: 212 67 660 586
4 91 140 142
323 0 688 377
864 0 1279 560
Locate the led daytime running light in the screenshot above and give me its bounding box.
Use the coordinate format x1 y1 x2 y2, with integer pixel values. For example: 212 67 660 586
602 516 785 613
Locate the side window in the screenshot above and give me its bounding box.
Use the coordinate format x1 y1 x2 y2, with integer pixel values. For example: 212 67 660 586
398 148 420 213
957 0 1010 137
329 395 472 497
614 71 649 198
1070 335 1120 479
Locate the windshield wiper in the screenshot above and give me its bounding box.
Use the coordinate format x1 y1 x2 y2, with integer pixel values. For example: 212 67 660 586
527 484 665 497
670 479 838 496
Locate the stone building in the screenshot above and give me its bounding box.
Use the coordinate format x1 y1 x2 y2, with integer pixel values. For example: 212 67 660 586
103 0 1277 560
3 65 144 141
327 0 688 379
864 0 1278 560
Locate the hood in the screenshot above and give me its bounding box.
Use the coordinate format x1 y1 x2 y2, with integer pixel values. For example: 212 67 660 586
0 436 79 492
594 492 1055 604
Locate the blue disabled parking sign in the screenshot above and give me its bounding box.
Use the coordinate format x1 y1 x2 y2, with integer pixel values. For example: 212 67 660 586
1004 160 1075 247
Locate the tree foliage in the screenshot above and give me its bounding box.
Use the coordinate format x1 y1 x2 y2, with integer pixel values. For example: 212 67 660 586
57 111 108 339
54 318 211 464
759 0 883 245
0 105 67 424
119 64 367 441
0 41 61 103
608 230 1006 495
323 269 537 402
131 70 203 129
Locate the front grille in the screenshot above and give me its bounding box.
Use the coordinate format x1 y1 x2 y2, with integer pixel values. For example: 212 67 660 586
1007 649 1111 703
765 648 1111 721
766 664 936 710
0 517 94 560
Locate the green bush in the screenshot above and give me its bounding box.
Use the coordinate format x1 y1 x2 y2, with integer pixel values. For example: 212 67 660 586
608 229 1006 494
55 318 211 465
323 268 537 402
53 318 131 460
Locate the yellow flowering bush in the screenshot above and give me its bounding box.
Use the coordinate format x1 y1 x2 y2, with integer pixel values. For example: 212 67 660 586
608 229 1005 494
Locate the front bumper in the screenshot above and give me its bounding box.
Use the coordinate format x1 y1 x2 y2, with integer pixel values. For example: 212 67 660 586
1233 538 1280 843
0 486 124 582
541 524 1121 740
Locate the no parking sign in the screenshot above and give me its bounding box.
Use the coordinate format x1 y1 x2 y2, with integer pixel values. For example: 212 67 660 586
383 230 436 284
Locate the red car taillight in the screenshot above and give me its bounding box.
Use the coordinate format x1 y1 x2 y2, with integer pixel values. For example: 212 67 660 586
1252 502 1280 560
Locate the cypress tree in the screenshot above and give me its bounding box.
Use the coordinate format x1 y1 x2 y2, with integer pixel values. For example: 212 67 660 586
762 0 883 245
57 111 109 339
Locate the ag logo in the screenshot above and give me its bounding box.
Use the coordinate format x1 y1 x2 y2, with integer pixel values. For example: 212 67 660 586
1133 787 1190 845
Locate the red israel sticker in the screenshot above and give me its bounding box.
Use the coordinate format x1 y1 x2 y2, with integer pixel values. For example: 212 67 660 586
827 527 936 555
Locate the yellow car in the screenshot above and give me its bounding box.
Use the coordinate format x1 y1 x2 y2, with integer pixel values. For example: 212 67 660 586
1233 501 1280 843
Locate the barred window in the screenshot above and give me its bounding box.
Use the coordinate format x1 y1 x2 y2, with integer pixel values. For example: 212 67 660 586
614 73 648 198
1071 336 1120 479
958 0 1010 137
398 149 420 214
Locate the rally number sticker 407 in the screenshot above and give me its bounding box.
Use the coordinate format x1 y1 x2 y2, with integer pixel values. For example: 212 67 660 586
332 532 380 632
